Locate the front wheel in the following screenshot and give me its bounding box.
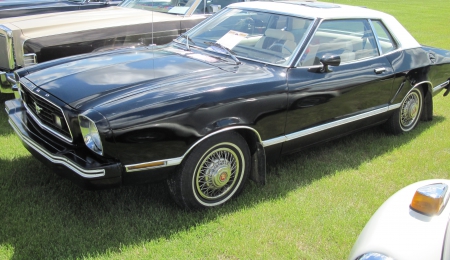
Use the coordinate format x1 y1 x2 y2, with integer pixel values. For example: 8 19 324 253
167 131 250 210
385 87 424 134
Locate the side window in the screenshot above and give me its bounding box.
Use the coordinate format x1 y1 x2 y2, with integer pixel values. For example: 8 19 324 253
371 20 397 54
298 19 379 67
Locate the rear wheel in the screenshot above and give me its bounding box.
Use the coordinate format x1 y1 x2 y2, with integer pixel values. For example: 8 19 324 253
385 87 424 134
167 131 250 210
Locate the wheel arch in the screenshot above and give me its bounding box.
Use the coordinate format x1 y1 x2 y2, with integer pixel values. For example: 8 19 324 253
166 126 267 209
412 81 433 121
189 126 267 185
233 128 267 185
392 79 433 121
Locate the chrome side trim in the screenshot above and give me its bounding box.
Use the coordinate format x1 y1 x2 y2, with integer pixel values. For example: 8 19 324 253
413 81 433 89
262 104 399 147
125 105 400 172
389 103 401 110
8 117 105 178
261 136 286 147
286 107 388 141
433 80 449 93
125 125 263 172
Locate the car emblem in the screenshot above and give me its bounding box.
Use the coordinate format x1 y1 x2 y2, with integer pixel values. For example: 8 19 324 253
34 102 43 115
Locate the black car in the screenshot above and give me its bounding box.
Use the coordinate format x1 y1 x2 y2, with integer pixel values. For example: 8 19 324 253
0 0 121 19
6 1 450 209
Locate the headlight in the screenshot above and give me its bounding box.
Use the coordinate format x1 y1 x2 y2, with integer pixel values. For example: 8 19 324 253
79 115 103 156
356 252 393 260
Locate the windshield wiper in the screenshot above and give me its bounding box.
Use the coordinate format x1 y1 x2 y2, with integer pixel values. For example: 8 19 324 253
178 34 195 51
204 41 241 65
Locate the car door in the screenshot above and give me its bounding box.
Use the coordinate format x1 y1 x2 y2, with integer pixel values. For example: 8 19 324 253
283 19 396 153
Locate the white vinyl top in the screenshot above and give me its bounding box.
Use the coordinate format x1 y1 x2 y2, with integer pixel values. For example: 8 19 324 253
229 1 421 49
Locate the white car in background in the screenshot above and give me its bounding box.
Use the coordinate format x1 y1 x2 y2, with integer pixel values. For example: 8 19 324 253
348 179 450 260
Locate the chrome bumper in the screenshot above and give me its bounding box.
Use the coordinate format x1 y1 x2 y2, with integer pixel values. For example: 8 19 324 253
0 71 16 94
5 99 123 189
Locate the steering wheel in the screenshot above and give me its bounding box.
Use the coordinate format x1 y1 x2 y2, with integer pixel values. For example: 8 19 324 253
235 17 254 32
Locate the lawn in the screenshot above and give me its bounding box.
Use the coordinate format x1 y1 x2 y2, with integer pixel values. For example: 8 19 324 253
1 0 450 259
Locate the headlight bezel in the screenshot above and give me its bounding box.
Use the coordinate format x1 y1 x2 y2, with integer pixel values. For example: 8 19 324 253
356 252 393 260
79 114 104 156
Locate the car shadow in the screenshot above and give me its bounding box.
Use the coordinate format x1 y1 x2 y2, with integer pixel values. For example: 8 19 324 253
0 93 445 258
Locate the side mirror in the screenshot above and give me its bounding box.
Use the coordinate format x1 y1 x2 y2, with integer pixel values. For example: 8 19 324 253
320 54 340 73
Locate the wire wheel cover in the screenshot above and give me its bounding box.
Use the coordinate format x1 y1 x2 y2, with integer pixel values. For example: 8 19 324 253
400 91 421 130
195 146 240 200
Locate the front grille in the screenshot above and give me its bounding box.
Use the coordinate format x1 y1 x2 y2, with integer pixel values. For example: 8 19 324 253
21 85 73 142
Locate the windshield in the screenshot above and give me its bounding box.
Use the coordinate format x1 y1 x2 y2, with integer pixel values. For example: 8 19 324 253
119 0 200 15
178 8 313 66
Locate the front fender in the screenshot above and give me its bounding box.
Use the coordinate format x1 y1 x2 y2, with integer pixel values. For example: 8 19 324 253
96 64 287 166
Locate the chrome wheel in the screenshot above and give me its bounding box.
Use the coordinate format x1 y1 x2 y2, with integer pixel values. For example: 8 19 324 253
167 131 250 210
195 146 240 200
399 89 423 132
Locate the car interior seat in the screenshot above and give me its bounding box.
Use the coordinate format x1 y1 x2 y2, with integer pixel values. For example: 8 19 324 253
255 29 297 55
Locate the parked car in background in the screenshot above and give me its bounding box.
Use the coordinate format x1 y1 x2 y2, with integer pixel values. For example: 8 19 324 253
0 0 122 19
348 179 450 260
5 1 450 209
0 0 245 94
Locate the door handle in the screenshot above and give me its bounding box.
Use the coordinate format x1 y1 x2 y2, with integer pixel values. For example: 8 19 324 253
374 68 386 74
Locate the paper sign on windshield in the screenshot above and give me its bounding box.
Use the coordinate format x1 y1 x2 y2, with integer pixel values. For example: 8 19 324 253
216 30 248 49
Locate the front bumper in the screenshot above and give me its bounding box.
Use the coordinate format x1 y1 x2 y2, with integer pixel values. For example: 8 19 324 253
6 98 123 189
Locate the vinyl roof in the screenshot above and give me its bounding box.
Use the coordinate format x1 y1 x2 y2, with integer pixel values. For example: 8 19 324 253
228 1 421 49
230 1 391 20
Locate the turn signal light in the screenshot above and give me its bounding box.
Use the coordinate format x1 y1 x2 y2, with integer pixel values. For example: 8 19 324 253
126 161 165 171
410 183 448 215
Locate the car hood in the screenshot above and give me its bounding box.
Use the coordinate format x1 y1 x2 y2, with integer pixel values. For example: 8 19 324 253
0 6 179 39
0 0 59 8
22 46 235 108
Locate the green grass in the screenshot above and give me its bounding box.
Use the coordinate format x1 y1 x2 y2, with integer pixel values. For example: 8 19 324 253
1 0 450 259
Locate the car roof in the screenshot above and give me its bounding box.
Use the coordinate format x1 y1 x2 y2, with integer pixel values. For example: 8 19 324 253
228 1 421 50
229 1 388 19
